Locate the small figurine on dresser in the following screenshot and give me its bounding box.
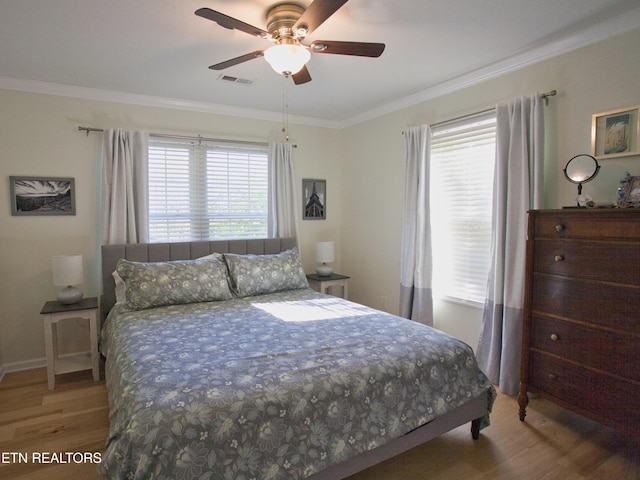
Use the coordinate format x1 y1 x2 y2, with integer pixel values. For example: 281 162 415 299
617 171 640 208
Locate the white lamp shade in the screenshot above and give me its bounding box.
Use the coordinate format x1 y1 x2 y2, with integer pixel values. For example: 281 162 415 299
315 242 335 263
264 44 311 75
52 254 84 286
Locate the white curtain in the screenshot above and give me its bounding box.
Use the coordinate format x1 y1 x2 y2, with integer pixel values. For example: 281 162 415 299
476 94 544 395
399 126 433 326
268 142 299 241
101 129 149 245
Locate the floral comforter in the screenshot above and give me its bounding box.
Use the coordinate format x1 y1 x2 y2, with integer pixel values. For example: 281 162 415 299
98 288 493 480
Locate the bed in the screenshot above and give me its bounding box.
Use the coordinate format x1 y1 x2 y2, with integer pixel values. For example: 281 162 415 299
98 238 495 480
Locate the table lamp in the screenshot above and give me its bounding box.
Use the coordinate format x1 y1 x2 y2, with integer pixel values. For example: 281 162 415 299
315 241 334 276
52 254 84 304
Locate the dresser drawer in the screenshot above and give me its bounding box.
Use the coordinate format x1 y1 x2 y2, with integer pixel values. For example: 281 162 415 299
528 352 639 434
531 315 639 382
531 274 640 334
533 212 640 240
532 239 640 284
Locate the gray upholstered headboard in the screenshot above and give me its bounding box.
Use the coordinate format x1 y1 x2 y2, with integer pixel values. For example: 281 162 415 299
100 238 297 321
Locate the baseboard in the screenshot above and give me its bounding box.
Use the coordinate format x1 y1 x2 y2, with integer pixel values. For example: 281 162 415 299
0 352 96 383
0 357 47 382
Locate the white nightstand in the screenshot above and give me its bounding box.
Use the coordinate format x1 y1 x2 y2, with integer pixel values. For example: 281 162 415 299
306 273 350 299
40 297 100 389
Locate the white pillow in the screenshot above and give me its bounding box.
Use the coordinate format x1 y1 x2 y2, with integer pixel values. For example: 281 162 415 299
198 253 220 260
113 270 126 304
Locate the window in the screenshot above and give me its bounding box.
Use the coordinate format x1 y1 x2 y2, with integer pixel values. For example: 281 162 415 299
430 112 496 305
148 139 269 242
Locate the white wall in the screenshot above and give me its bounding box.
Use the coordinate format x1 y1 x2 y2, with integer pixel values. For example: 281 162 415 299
0 91 342 370
1 27 639 371
340 27 640 348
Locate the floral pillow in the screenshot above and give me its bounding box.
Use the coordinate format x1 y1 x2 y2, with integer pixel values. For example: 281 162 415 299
224 248 308 297
116 255 233 310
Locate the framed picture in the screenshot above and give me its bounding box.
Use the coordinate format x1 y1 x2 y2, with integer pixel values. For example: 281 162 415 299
302 179 326 220
591 105 639 159
10 176 76 216
619 176 640 208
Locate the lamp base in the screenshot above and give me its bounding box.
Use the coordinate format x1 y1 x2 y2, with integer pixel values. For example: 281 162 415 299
56 286 83 305
316 264 333 277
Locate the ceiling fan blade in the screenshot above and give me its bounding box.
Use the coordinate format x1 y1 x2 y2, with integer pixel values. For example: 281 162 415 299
292 65 312 85
195 8 270 39
209 50 264 70
310 40 385 57
293 0 349 36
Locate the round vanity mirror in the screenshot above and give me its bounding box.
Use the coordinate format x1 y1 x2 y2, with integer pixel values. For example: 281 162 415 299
564 154 600 185
563 154 600 206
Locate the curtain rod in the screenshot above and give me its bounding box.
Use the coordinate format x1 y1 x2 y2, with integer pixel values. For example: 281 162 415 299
77 126 297 148
541 89 557 105
429 107 496 129
402 90 557 134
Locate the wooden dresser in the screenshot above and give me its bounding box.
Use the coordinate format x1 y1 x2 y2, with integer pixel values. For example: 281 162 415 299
518 209 640 436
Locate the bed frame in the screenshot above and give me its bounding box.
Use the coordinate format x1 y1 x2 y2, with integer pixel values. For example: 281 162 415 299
100 238 491 480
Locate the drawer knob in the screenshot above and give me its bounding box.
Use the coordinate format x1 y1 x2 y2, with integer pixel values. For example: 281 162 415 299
555 224 564 232
553 255 565 262
550 333 558 341
548 373 557 380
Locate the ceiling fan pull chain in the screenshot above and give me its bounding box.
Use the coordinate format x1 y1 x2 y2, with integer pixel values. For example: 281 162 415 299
282 76 290 142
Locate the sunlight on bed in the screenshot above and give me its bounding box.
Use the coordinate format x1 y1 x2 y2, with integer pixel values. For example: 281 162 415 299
253 297 377 322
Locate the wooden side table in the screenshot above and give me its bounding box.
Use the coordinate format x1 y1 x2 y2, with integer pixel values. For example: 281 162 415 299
40 297 100 389
306 273 350 299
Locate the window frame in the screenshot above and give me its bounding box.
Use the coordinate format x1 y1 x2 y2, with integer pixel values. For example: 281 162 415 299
147 138 270 243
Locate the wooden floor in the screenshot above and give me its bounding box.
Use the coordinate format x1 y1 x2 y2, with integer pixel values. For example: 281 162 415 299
0 367 638 479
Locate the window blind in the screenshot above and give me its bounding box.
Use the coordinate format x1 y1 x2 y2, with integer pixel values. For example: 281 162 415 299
430 112 496 305
148 139 269 242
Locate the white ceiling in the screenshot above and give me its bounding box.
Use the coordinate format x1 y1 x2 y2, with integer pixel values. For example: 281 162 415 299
1 0 640 127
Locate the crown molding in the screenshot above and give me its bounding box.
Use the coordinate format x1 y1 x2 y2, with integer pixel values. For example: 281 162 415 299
0 76 335 129
338 7 640 128
2 7 639 131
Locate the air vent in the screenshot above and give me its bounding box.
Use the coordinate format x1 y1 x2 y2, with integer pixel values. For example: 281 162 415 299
217 74 253 86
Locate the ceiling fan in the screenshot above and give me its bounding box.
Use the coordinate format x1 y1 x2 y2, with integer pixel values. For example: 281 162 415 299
195 0 385 85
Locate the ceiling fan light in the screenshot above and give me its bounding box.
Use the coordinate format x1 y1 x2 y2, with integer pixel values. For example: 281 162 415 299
264 44 310 75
